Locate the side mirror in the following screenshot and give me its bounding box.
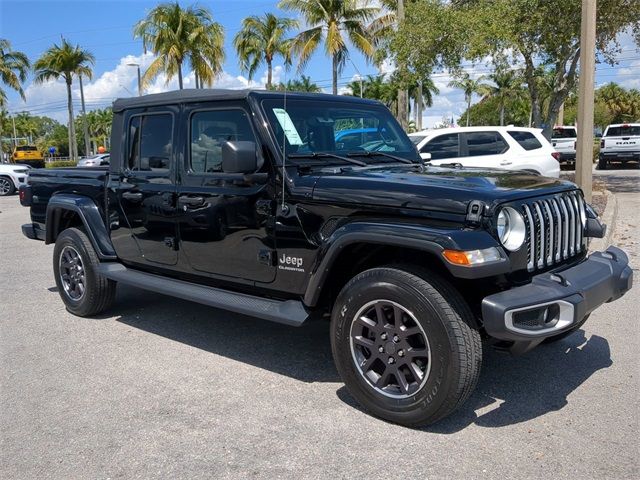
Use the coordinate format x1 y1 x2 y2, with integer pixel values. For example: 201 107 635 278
222 141 258 174
420 152 432 162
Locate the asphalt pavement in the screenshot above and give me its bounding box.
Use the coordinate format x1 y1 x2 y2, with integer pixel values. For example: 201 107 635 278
1 169 638 479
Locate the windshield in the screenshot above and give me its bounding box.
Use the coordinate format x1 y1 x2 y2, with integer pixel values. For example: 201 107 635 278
16 146 37 151
605 125 640 137
261 98 419 163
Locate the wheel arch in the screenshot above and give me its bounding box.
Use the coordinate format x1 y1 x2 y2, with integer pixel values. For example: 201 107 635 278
45 194 117 260
303 222 508 312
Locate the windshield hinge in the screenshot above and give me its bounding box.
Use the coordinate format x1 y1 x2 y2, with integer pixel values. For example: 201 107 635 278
466 200 486 224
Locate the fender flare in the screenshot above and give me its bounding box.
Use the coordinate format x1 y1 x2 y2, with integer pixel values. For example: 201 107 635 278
303 222 509 307
45 194 117 260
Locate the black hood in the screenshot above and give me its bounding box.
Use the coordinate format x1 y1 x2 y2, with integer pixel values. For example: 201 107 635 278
309 165 577 215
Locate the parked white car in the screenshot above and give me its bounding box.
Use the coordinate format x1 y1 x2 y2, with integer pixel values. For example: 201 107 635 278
551 125 577 165
0 164 29 196
599 123 640 169
409 126 560 178
77 153 110 167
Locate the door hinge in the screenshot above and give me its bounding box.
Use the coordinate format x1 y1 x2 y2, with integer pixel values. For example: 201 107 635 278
258 249 275 266
466 200 485 224
164 237 178 250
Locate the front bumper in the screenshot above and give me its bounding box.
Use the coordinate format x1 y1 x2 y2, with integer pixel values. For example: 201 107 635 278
481 246 632 353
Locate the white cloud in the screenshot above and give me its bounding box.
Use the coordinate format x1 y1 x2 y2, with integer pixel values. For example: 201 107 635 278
9 53 284 122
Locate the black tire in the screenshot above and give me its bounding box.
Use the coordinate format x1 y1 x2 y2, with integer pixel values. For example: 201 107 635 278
330 267 482 427
53 227 116 316
598 157 608 170
0 176 15 196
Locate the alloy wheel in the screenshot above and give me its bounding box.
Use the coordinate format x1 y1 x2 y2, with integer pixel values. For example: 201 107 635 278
59 246 86 300
349 299 431 399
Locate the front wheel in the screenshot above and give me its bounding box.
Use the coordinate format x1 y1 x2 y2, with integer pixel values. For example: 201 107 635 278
0 176 15 196
53 227 116 316
331 267 482 427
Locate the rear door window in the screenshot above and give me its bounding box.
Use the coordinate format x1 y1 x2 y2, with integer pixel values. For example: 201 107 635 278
507 131 543 151
605 125 640 137
465 131 509 156
420 133 460 159
127 114 173 172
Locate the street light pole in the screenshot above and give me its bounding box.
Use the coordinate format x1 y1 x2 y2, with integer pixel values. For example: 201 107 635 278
576 0 597 203
79 74 91 157
127 63 142 96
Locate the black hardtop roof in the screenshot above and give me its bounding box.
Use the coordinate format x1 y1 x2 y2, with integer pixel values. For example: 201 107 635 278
112 88 381 112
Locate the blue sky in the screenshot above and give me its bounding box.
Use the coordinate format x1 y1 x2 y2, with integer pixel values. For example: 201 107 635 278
1 0 639 127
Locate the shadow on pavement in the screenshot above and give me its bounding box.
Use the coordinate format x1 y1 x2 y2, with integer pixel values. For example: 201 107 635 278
110 286 339 383
596 167 640 194
107 286 611 431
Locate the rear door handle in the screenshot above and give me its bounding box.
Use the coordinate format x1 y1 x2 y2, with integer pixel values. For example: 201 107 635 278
122 191 143 201
178 196 205 207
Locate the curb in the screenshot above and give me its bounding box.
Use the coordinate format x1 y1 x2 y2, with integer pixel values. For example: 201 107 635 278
589 189 618 252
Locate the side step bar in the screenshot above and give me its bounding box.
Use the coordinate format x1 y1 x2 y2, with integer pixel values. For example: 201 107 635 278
97 263 310 327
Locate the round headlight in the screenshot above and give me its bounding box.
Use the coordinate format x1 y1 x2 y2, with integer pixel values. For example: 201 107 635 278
497 207 526 251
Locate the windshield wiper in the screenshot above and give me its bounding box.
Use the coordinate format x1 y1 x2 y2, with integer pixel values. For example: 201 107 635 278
346 150 416 165
288 152 367 167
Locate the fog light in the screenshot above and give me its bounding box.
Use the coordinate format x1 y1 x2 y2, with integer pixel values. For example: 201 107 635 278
443 247 502 266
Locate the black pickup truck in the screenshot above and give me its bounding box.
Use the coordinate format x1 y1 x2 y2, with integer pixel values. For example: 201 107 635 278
20 90 632 426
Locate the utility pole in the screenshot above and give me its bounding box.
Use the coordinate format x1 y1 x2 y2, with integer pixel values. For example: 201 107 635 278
79 74 91 157
397 0 408 129
12 114 17 148
127 63 142 96
576 0 597 202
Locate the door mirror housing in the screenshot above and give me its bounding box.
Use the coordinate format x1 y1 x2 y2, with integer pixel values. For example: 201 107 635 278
420 152 432 162
222 141 258 173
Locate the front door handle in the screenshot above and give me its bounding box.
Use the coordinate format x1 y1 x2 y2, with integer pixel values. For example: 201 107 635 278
122 191 143 202
178 196 205 207
500 161 513 165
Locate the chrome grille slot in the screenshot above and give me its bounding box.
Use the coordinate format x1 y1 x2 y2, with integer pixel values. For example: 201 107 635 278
520 192 586 272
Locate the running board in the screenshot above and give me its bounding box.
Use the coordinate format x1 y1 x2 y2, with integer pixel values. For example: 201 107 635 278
97 263 310 327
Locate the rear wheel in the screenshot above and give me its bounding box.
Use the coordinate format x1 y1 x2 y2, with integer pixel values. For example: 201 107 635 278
0 177 15 196
331 267 482 427
53 228 116 316
598 157 608 170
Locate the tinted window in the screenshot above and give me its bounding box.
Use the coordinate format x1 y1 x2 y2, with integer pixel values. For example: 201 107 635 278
190 109 256 173
605 125 640 136
552 128 577 139
16 146 37 151
466 131 509 156
421 133 459 159
128 114 172 172
507 130 543 151
410 135 426 145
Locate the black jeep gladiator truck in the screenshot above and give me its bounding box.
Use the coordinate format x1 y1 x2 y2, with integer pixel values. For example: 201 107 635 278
20 90 632 427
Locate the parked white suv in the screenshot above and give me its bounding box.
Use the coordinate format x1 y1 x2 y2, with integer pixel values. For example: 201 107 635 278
599 123 640 170
409 126 560 177
0 164 29 196
551 126 577 165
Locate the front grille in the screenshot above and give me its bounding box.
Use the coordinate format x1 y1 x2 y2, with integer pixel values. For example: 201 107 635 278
521 191 585 272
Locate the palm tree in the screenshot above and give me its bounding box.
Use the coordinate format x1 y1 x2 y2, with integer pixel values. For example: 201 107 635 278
479 70 525 126
448 72 490 127
234 13 298 90
279 0 379 95
273 75 322 92
410 75 439 131
0 39 30 108
134 2 225 90
33 39 94 160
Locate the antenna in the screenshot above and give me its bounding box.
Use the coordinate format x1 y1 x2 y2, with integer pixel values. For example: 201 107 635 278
281 65 288 212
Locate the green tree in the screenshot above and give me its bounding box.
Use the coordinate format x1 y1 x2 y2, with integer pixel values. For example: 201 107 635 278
234 13 298 89
0 39 30 108
269 75 322 92
479 69 525 126
447 72 489 126
134 2 225 89
33 39 94 160
279 0 379 95
389 0 640 137
409 74 439 130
